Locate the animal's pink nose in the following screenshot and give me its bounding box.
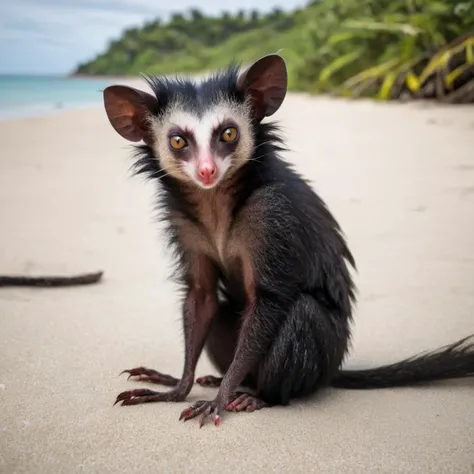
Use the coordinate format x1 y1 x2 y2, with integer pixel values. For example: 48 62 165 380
198 162 217 185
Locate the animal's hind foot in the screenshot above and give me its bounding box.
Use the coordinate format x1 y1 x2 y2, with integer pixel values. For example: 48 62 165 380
226 392 269 413
195 375 223 387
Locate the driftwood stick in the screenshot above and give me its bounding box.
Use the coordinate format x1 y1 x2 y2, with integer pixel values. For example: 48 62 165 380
0 271 104 287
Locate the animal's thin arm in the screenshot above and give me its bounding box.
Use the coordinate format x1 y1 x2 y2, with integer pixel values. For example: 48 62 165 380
178 263 220 393
116 255 219 405
218 291 290 397
215 212 296 396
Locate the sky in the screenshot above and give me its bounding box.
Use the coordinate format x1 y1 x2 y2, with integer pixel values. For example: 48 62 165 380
0 0 307 75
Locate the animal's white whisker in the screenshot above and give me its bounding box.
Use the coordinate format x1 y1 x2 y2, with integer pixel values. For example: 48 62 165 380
253 140 273 150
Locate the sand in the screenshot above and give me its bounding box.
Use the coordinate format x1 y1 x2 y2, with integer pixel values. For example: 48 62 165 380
0 86 473 474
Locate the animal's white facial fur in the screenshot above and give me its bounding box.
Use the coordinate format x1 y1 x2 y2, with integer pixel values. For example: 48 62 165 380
151 99 254 189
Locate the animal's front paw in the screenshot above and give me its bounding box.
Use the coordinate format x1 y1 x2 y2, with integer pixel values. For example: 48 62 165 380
179 399 224 427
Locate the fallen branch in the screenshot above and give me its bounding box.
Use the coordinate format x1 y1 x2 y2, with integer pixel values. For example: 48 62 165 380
0 271 104 288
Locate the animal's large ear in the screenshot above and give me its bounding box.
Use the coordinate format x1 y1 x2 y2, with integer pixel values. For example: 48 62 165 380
236 54 288 122
103 85 158 146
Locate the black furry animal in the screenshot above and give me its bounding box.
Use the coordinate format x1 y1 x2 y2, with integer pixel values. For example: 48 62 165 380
102 54 474 427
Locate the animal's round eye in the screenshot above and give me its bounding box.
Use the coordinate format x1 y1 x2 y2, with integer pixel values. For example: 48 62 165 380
221 127 238 143
169 135 187 150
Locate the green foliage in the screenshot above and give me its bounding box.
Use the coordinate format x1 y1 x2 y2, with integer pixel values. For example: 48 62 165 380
74 1 474 102
75 8 298 77
311 1 474 101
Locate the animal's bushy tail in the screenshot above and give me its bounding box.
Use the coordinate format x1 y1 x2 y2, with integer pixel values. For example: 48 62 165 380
331 335 474 389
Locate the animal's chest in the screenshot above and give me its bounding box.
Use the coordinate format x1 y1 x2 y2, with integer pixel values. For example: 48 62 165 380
173 192 241 268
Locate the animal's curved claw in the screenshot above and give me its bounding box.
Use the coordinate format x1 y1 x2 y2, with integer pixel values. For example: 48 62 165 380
119 367 179 386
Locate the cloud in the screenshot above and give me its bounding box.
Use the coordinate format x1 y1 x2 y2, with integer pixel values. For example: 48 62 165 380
0 1 157 73
0 0 304 74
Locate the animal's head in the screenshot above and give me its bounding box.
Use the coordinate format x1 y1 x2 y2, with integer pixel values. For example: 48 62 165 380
103 54 287 189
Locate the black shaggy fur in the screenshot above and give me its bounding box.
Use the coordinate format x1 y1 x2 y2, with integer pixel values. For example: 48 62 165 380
125 64 473 406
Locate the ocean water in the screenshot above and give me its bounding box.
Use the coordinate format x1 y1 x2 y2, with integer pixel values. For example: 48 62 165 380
0 75 117 120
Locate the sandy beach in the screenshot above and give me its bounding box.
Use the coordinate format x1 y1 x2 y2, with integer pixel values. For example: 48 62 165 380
1 84 473 473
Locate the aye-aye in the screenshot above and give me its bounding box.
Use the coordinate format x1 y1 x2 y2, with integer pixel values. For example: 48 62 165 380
103 54 474 428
